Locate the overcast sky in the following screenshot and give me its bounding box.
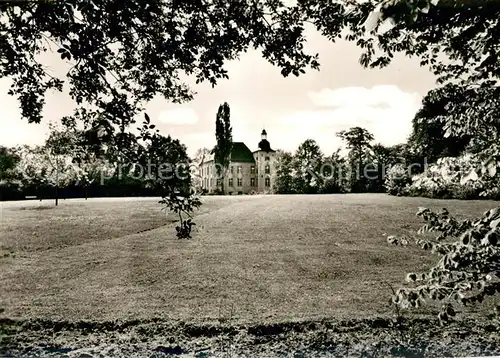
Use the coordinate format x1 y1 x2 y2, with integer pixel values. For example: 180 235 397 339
0 27 437 158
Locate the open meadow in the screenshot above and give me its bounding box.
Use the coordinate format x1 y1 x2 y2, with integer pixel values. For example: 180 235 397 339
1 194 499 357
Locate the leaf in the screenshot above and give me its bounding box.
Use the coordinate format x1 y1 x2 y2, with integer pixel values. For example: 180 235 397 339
460 169 478 184
487 162 497 177
490 218 500 229
144 113 151 124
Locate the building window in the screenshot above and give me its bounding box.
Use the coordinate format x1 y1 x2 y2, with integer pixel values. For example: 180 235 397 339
210 178 212 187
251 178 255 186
229 178 233 187
250 166 255 174
230 166 234 174
265 177 270 187
237 166 242 174
216 178 221 186
265 156 270 161
265 165 270 174
237 178 242 186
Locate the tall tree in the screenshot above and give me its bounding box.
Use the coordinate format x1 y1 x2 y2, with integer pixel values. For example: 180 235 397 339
274 150 295 194
337 127 374 193
320 149 348 194
213 102 233 194
365 143 406 193
292 139 324 194
407 86 474 164
139 133 191 195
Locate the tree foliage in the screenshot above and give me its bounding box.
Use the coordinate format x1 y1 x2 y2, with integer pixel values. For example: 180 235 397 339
213 102 233 194
0 0 323 153
159 192 201 239
407 87 473 164
292 139 324 194
388 206 500 324
337 127 375 192
274 150 295 194
357 0 500 180
0 146 20 182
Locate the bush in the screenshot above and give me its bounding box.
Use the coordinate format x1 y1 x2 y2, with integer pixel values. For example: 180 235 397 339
384 164 411 196
390 154 500 200
387 206 500 324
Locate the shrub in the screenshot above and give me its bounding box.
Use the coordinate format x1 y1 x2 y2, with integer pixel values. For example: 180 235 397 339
394 154 500 200
384 164 411 196
159 191 202 239
387 206 500 324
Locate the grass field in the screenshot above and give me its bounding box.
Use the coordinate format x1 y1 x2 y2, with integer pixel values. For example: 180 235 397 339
1 194 499 325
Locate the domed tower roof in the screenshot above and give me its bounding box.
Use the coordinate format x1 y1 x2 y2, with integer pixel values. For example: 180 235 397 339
257 129 275 152
258 139 271 151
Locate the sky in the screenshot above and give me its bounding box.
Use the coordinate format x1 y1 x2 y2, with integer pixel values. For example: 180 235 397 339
0 26 437 158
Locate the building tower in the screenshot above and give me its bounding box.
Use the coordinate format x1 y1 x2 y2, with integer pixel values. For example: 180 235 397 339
253 129 277 193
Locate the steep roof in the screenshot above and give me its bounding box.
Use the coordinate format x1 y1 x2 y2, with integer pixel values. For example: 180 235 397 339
201 142 255 164
231 142 255 163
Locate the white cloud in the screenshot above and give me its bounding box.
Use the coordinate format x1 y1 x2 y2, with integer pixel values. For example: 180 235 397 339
277 85 422 152
158 108 199 125
308 85 419 109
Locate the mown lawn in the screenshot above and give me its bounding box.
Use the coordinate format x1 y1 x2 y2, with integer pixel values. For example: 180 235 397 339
0 194 498 324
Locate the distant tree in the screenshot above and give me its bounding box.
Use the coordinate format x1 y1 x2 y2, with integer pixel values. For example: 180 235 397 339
45 124 81 205
353 0 500 182
191 147 211 193
139 133 191 195
13 145 72 203
366 143 406 192
0 1 324 157
274 150 294 194
407 87 473 164
292 139 324 194
0 146 20 182
0 146 21 201
337 127 374 193
2 0 499 172
319 149 348 194
213 102 233 195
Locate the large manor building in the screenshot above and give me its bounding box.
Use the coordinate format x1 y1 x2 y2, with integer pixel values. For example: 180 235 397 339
199 130 278 194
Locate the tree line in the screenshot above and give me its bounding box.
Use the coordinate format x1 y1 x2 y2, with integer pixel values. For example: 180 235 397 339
0 118 192 203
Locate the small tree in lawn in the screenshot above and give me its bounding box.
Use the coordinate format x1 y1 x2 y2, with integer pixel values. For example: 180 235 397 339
213 102 233 195
138 114 201 239
45 124 80 205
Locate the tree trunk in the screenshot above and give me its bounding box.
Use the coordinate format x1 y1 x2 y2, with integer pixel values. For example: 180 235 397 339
55 163 59 206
